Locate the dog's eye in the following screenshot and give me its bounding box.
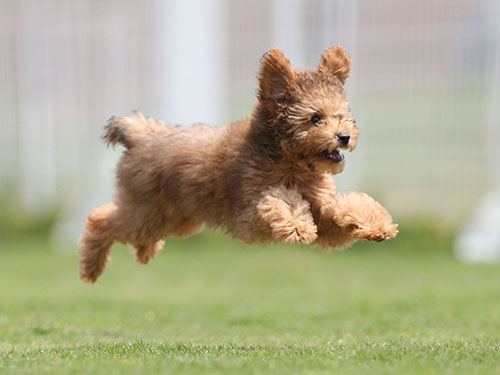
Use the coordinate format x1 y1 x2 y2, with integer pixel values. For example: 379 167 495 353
311 115 321 124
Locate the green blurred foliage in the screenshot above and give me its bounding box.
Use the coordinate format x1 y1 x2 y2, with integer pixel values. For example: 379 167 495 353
0 196 59 239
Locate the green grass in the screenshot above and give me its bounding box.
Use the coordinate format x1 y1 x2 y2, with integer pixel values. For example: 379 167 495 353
0 225 499 374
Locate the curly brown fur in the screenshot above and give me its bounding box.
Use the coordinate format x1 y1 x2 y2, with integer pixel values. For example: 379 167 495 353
79 45 398 283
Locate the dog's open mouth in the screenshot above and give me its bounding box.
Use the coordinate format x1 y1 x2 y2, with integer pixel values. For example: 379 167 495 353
323 149 344 163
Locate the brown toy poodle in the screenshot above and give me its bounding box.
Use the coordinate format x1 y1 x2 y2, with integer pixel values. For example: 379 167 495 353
79 46 398 283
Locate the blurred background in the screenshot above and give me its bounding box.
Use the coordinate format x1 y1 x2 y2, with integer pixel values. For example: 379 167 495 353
0 0 499 259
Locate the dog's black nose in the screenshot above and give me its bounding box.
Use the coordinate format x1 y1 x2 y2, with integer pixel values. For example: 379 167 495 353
337 133 350 146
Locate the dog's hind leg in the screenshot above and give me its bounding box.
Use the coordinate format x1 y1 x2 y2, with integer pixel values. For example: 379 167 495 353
78 202 119 283
133 239 165 265
133 218 203 263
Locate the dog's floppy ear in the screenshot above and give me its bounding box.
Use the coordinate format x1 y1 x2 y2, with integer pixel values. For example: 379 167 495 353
258 48 295 101
318 46 351 84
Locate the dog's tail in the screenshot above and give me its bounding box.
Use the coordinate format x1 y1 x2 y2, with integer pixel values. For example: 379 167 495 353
78 202 118 283
103 112 167 149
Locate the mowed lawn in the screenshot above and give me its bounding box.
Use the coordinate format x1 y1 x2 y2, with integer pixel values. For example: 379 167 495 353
0 225 499 374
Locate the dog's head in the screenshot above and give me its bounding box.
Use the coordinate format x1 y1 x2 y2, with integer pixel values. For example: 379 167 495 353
256 46 359 174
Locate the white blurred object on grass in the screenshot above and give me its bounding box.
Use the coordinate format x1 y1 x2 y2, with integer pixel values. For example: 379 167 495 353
455 191 500 263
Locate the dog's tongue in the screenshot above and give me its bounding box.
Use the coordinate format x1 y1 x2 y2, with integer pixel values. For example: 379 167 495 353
327 149 343 162
330 150 341 159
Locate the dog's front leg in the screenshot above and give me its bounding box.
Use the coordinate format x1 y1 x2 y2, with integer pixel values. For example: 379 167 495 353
326 192 398 242
256 186 318 244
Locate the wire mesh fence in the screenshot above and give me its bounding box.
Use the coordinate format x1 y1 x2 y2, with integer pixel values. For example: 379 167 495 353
1 0 498 225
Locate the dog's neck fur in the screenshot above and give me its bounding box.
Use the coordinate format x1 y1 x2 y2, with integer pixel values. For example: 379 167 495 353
244 100 323 184
248 101 282 161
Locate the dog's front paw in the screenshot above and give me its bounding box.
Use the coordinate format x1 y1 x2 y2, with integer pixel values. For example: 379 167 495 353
272 221 318 245
281 227 318 245
331 192 398 242
349 222 398 242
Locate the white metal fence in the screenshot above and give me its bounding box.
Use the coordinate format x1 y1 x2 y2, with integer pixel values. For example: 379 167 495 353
1 0 499 228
